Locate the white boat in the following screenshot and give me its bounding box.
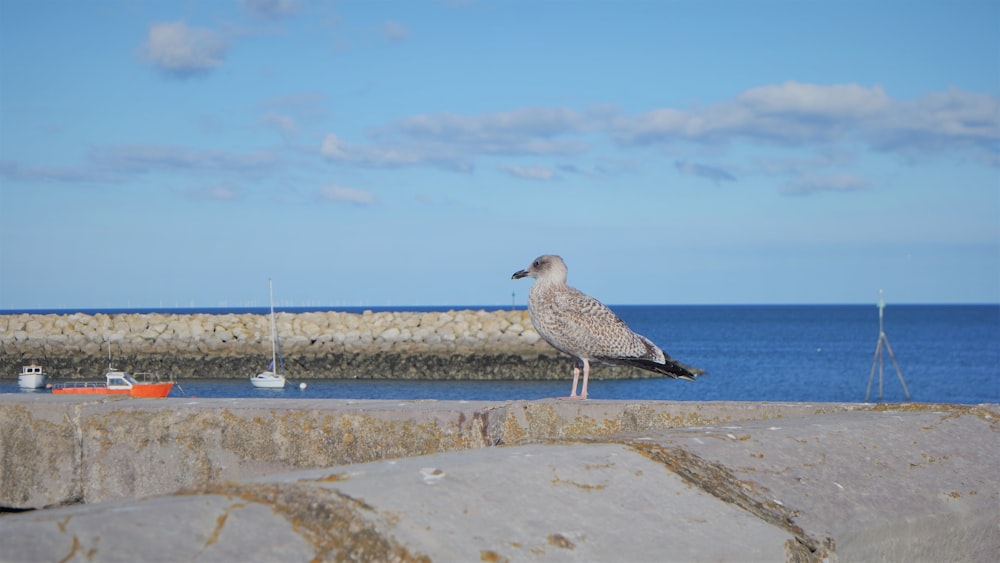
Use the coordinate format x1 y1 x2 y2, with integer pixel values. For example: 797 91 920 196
250 279 287 389
17 364 47 389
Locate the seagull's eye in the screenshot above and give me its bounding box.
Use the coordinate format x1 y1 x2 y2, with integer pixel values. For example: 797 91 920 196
533 260 541 268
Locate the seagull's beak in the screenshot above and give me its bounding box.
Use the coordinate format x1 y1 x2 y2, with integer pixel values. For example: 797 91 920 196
512 269 529 280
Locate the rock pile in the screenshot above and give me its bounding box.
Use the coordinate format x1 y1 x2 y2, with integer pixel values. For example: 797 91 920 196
1 309 544 356
1 310 694 381
0 310 615 380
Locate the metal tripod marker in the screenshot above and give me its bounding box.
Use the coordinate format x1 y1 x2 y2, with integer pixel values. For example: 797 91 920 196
865 289 911 402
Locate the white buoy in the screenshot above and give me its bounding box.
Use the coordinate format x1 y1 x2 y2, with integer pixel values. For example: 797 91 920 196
299 382 307 390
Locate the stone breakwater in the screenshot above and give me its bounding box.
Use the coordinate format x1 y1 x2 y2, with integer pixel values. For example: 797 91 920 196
0 310 677 380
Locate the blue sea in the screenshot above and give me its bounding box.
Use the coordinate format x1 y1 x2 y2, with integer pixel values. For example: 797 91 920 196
3 305 998 404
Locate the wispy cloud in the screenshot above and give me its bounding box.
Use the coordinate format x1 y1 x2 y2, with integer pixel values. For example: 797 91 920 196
0 160 119 184
260 93 327 120
142 21 228 77
88 144 279 174
780 172 872 196
321 133 473 172
500 164 558 181
752 150 857 177
613 83 891 146
613 82 999 158
316 83 998 192
1 145 281 188
867 87 1000 155
382 21 410 42
316 186 378 205
260 113 300 138
241 0 302 20
675 160 737 184
182 184 243 201
321 107 590 175
385 107 588 150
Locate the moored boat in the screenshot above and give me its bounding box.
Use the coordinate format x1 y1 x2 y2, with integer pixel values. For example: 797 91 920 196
251 279 288 389
51 369 174 398
17 364 48 389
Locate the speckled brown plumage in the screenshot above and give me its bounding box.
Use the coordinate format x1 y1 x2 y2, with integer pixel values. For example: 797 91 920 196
512 254 697 399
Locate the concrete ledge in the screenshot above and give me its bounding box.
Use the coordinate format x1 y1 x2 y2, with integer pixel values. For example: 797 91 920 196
2 395 865 507
1 399 997 561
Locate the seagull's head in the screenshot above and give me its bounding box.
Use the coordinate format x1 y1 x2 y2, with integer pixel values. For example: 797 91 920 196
512 255 567 283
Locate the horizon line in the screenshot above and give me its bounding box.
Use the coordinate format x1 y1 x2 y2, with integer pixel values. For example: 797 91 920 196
2 301 997 315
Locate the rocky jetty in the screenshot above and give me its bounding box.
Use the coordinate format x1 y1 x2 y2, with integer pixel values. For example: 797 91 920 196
0 310 684 380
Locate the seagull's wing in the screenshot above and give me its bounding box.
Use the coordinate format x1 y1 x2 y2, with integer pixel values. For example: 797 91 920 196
546 286 651 359
551 288 700 381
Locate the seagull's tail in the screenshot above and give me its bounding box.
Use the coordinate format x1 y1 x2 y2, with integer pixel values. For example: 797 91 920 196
608 357 702 381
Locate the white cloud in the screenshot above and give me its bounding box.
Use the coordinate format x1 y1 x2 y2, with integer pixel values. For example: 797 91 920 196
737 82 890 118
314 83 997 191
319 108 590 177
612 82 999 156
142 21 228 76
868 87 1000 153
316 186 378 205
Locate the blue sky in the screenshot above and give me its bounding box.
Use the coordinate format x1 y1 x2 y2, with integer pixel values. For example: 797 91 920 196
1 0 998 309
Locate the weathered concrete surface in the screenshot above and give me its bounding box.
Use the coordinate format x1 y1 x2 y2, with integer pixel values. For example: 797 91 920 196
620 409 1000 562
0 403 996 562
1 395 854 508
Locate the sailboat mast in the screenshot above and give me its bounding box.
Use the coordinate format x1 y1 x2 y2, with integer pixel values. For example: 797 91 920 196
269 279 277 373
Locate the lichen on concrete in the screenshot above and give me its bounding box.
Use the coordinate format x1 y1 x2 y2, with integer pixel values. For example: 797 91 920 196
184 481 430 563
0 403 81 508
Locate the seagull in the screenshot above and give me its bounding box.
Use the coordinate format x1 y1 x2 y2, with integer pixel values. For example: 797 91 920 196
512 254 698 399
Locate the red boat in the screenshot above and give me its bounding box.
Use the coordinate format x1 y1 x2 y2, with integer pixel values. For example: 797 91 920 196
51 369 174 398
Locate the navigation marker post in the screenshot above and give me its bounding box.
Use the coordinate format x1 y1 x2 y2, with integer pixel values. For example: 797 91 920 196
865 289 911 402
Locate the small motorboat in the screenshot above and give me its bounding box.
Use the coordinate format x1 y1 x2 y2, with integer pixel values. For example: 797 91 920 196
17 364 48 389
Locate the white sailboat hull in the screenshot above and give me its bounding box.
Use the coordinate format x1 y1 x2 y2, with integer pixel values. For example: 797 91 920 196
250 371 286 388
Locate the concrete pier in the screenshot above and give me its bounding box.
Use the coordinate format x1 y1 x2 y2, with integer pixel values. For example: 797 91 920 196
0 396 996 561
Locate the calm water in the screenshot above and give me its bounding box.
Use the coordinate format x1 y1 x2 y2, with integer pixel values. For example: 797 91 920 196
4 305 998 404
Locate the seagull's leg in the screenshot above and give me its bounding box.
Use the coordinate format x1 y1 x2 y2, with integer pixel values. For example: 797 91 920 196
559 360 587 400
568 363 581 398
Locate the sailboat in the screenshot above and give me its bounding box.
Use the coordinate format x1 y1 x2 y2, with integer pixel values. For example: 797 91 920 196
250 279 287 389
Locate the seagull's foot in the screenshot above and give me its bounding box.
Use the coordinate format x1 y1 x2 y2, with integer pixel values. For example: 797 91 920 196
557 395 587 401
